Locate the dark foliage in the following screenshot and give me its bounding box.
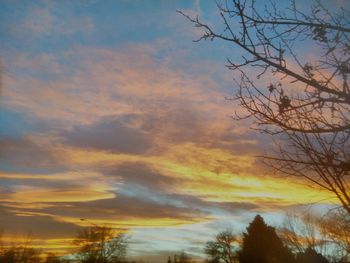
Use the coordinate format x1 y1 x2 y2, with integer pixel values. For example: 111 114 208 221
73 225 128 263
0 246 41 263
296 247 329 263
239 215 295 263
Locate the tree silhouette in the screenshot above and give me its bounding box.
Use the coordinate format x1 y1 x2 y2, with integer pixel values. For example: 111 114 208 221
0 245 41 263
180 0 350 213
318 209 350 261
280 213 324 255
45 253 69 263
204 230 238 263
295 247 329 263
173 251 194 263
0 233 41 263
239 215 295 263
73 225 128 263
278 213 347 262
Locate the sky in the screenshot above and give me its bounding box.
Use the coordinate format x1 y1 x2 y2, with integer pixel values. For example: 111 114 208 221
0 0 345 262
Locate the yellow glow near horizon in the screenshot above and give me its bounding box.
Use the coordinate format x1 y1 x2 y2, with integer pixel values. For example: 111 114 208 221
40 141 338 208
0 138 338 256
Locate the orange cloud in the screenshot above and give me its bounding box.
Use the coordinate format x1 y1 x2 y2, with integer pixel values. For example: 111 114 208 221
37 140 336 208
0 187 115 204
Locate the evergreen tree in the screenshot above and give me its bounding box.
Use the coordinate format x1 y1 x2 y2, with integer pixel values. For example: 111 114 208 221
239 215 295 263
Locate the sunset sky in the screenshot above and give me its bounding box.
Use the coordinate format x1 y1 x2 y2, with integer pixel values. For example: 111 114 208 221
0 0 345 262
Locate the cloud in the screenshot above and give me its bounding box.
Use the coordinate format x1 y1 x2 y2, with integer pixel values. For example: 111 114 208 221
4 45 216 125
9 3 94 40
194 0 202 14
0 169 119 212
62 116 152 154
44 195 209 225
103 162 181 191
3 44 263 163
0 135 60 171
0 186 115 204
0 205 79 238
32 140 334 210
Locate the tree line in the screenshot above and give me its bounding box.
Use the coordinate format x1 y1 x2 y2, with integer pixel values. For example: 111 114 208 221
204 211 350 263
0 224 128 263
1 210 349 263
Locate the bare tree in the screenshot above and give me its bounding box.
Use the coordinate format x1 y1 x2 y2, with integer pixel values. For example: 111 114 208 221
319 208 350 260
0 232 42 263
73 225 128 263
0 243 41 263
204 230 238 263
280 214 319 254
279 211 350 262
179 0 350 213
